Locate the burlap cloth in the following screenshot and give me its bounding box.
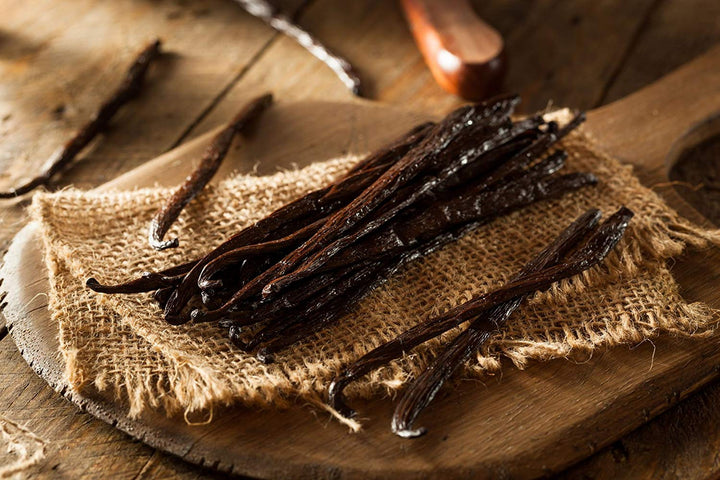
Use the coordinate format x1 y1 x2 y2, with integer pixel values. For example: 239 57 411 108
29 111 720 426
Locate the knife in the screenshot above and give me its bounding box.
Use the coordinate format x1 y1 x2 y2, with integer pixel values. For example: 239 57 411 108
400 0 506 100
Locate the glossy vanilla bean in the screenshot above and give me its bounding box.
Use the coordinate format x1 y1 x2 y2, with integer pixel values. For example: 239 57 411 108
390 208 603 437
231 0 363 95
0 40 162 199
148 93 273 250
86 259 197 294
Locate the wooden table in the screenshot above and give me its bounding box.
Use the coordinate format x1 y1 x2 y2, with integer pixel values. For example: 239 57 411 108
1 1 719 478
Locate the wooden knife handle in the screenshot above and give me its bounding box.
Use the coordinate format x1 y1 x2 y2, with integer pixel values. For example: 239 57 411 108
400 0 505 100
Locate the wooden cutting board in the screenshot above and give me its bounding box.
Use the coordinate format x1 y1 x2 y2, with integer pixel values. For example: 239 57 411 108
2 45 720 479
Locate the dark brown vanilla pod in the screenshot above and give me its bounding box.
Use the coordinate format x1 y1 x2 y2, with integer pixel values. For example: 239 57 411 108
0 39 162 199
328 207 633 419
153 286 175 310
480 112 585 191
148 93 273 250
86 259 197 294
237 262 386 354
163 121 438 320
390 208 603 438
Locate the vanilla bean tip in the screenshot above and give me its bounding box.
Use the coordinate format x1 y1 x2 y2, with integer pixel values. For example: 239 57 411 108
256 348 275 364
391 418 427 439
149 235 179 251
327 379 357 419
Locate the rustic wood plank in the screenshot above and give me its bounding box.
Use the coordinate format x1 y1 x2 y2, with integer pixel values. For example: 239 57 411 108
0 0 304 252
475 0 661 113
601 0 720 104
185 0 660 142
0 336 214 479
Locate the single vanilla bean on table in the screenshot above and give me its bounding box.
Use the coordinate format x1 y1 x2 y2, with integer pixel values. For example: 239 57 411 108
0 39 162 199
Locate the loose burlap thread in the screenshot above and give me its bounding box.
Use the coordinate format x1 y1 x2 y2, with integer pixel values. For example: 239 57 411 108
29 112 720 426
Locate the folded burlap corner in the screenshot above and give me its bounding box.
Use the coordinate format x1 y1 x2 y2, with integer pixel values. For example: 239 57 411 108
29 113 720 426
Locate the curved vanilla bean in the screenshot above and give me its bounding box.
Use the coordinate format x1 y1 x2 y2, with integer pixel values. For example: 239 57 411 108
154 286 175 310
0 39 162 199
391 208 602 438
232 0 363 95
86 259 197 294
328 207 633 418
148 93 273 250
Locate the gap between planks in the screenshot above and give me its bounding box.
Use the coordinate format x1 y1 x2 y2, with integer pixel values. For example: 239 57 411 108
593 0 667 108
168 0 319 150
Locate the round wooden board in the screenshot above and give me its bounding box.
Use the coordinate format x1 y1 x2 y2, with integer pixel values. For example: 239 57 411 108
3 46 720 479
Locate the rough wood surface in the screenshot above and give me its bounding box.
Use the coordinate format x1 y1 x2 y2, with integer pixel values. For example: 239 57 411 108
1 0 720 478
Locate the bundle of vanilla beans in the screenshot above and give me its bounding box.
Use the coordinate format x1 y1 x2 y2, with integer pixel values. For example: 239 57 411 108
87 93 632 434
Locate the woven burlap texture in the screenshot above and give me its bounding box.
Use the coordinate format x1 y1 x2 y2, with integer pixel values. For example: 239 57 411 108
30 118 720 423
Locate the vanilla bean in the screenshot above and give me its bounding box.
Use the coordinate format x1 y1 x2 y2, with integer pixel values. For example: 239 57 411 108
0 39 162 199
232 0 363 95
328 207 633 418
197 216 327 291
239 262 385 353
149 93 273 250
390 208 602 438
86 259 197 294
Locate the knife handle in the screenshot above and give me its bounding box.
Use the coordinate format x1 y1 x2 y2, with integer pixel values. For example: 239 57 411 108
400 0 505 100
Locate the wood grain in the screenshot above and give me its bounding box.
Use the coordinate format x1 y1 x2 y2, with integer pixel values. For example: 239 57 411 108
2 0 720 478
0 0 304 252
4 43 720 477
